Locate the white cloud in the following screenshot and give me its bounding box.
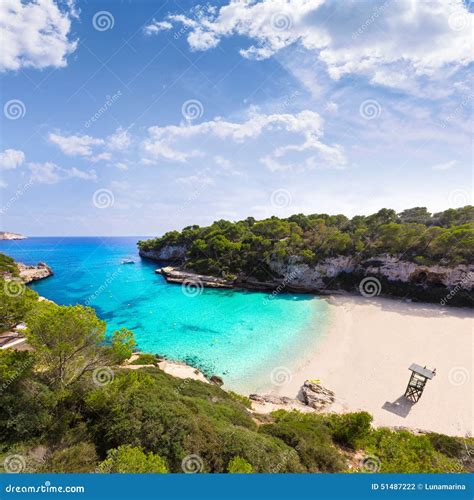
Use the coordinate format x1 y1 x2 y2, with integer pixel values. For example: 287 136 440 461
159 0 473 92
107 128 132 151
144 20 172 35
0 149 25 169
49 132 104 157
432 160 458 171
28 162 97 184
0 0 78 72
142 110 345 171
0 179 7 188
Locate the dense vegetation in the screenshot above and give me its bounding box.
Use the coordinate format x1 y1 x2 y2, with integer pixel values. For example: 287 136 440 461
0 253 19 278
138 206 474 280
0 276 472 474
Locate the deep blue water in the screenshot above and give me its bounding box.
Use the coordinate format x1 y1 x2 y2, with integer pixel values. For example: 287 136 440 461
1 237 329 393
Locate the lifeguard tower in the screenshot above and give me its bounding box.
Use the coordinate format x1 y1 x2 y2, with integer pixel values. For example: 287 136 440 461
404 363 436 403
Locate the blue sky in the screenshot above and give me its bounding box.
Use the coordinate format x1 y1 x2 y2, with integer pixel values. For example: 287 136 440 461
0 0 472 236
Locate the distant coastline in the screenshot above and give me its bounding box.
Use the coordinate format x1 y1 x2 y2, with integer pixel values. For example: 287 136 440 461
0 231 26 240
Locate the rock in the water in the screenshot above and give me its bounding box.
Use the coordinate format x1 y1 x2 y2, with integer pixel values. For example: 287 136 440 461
210 375 224 386
301 380 335 410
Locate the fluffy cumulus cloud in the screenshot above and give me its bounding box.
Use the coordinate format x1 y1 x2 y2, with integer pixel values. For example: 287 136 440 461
0 149 25 169
48 133 104 157
141 109 345 171
150 0 473 92
48 128 132 161
0 0 78 72
28 162 97 184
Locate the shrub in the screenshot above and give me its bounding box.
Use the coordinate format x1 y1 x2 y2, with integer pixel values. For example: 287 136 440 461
98 445 168 473
426 433 464 459
228 456 253 473
360 428 465 473
129 353 158 365
40 443 98 473
260 411 345 472
326 412 373 449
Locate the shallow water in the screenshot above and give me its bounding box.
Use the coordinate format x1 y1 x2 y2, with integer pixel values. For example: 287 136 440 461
1 237 329 392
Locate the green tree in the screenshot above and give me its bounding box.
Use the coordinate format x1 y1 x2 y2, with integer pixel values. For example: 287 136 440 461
26 303 134 388
0 279 38 332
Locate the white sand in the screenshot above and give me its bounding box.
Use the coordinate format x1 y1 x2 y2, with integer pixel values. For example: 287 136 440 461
275 295 473 437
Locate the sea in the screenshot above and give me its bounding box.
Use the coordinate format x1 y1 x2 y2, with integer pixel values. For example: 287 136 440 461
1 237 329 394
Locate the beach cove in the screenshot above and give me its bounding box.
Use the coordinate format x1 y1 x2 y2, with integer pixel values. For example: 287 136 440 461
273 296 473 437
2 237 472 437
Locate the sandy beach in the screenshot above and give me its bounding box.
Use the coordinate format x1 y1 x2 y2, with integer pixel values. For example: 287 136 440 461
275 295 473 437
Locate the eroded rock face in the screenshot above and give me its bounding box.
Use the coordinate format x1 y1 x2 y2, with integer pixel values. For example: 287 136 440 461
139 245 187 262
269 255 473 292
301 380 336 410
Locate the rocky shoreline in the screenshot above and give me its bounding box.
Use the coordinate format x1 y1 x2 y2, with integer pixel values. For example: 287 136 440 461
17 262 54 283
141 246 473 307
157 266 233 289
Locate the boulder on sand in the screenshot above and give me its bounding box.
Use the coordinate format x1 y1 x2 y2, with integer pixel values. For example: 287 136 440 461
301 380 335 410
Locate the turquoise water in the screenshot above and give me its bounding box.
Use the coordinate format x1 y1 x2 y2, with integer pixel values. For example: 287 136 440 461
1 237 329 393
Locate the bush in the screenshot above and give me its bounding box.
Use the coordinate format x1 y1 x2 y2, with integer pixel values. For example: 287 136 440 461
129 353 158 365
360 428 465 473
228 456 253 473
98 445 167 473
260 411 345 472
40 443 98 473
426 433 464 459
326 412 373 449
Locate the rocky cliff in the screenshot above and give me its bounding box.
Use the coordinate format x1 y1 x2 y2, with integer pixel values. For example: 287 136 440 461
146 243 473 307
139 244 187 262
